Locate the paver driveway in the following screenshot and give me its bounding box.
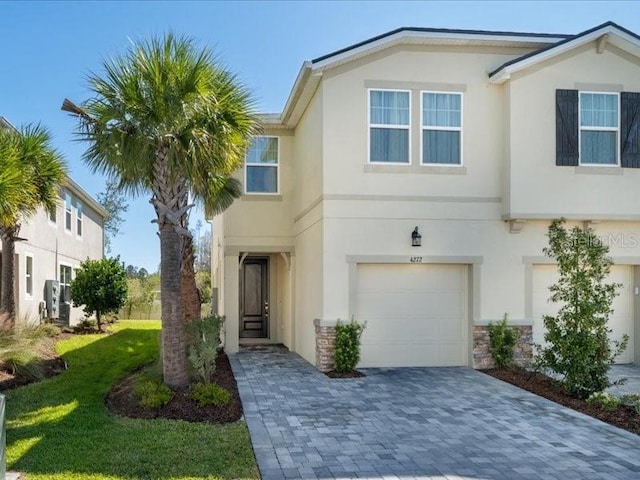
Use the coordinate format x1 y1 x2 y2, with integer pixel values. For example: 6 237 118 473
230 346 640 480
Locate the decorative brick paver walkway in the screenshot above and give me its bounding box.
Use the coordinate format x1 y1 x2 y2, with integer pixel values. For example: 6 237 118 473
231 346 640 480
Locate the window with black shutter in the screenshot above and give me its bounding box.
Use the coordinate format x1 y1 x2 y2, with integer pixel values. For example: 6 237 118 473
556 89 640 168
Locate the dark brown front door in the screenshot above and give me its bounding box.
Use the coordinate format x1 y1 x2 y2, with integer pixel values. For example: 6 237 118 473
240 257 269 338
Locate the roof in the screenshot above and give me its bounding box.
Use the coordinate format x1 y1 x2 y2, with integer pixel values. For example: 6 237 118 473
264 21 640 129
63 176 109 220
312 26 570 64
489 21 640 83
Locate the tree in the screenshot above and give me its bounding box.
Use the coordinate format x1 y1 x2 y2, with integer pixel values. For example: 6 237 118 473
96 179 129 254
0 124 67 325
71 257 127 331
64 34 257 387
537 219 628 399
124 276 154 319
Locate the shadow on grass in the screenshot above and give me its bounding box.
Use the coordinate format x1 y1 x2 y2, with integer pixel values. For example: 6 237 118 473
5 324 258 480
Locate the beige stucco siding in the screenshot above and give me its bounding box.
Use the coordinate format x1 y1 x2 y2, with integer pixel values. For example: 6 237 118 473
321 48 517 200
507 43 640 219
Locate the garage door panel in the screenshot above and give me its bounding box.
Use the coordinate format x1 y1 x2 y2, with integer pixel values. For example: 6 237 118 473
357 292 465 317
356 264 468 368
532 264 633 364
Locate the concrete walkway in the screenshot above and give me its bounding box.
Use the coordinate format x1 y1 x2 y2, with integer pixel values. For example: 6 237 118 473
231 346 640 480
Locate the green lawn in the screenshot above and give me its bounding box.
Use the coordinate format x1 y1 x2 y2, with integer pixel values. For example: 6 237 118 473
5 320 259 480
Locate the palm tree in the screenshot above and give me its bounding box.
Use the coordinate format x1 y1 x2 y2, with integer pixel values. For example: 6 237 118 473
64 34 257 388
0 124 67 325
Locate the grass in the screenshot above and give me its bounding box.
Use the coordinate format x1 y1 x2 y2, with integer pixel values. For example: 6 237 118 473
5 320 259 480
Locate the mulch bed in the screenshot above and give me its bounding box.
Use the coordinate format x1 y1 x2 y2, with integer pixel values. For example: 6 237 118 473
325 369 365 378
105 353 243 424
0 336 68 391
483 367 640 436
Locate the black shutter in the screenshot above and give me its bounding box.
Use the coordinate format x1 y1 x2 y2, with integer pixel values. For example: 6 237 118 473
555 89 579 166
621 92 640 168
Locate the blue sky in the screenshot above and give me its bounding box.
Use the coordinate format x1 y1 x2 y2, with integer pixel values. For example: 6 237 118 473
2 0 639 272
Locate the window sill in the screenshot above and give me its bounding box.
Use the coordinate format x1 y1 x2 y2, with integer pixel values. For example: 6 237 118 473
242 194 283 201
364 164 467 175
574 166 622 175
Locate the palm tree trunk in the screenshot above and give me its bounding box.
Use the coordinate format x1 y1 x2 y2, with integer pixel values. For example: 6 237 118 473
152 144 189 389
0 225 19 328
178 186 200 323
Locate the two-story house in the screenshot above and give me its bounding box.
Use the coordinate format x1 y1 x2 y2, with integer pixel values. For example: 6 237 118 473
0 117 107 326
213 22 640 371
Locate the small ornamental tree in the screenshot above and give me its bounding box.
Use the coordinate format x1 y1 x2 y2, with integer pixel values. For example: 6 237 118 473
71 257 127 331
537 219 628 399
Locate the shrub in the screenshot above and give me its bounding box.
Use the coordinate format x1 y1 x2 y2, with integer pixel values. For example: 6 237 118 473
191 382 231 407
334 319 366 373
35 323 61 338
536 219 628 399
619 393 640 414
487 314 519 369
185 314 224 383
586 391 620 411
134 376 173 408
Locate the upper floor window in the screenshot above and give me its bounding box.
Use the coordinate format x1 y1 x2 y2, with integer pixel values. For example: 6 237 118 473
369 89 410 164
25 254 33 297
76 202 83 237
65 192 72 231
579 92 619 165
422 92 462 165
245 136 279 194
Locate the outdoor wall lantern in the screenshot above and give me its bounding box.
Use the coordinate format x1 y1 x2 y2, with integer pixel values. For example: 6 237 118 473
411 226 422 247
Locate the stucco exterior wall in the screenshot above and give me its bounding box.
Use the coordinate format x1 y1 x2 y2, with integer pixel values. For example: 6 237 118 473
507 43 640 219
11 188 105 325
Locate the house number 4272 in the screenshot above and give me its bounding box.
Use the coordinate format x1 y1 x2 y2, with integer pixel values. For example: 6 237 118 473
410 256 423 263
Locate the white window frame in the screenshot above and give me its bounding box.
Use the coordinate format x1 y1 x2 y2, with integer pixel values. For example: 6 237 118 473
420 91 464 167
25 253 33 298
578 91 620 167
244 136 280 195
64 192 72 232
368 88 412 165
59 263 73 304
76 201 83 238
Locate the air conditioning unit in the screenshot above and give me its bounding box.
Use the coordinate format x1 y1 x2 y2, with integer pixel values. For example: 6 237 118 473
44 280 60 319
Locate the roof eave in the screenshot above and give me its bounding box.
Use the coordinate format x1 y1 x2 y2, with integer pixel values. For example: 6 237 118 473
63 176 109 219
489 23 640 84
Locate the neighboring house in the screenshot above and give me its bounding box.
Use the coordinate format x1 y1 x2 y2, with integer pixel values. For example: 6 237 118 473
213 22 640 371
0 117 107 326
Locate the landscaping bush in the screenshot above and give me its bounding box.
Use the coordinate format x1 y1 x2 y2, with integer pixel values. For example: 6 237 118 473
191 382 231 408
185 314 224 383
35 323 61 338
133 376 173 408
334 319 366 373
620 393 640 414
487 314 518 368
537 219 628 399
586 391 620 411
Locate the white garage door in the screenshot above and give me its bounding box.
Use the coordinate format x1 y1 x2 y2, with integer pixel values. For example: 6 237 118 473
355 264 468 367
532 264 634 364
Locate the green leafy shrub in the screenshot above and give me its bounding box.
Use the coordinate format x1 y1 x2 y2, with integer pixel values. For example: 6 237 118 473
536 219 628 399
185 314 224 383
134 376 173 408
619 393 640 414
191 382 231 407
487 314 519 369
334 319 366 373
586 391 620 411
